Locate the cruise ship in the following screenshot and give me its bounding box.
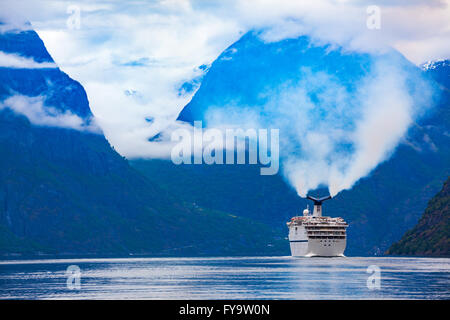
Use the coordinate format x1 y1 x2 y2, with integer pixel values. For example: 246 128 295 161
287 195 348 257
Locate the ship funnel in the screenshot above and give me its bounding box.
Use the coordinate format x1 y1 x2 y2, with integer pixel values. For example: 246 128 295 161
306 195 332 217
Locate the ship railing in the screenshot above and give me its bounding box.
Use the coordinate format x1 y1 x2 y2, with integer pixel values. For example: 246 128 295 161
304 225 348 228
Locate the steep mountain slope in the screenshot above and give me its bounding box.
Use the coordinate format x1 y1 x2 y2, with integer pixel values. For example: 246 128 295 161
386 177 449 256
421 60 450 89
0 27 286 256
134 33 449 256
177 31 422 125
0 27 92 119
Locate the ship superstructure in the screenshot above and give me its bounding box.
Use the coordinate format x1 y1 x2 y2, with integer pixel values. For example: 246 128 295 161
287 195 348 257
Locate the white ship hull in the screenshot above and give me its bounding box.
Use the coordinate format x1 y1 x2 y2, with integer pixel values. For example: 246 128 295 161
289 238 346 257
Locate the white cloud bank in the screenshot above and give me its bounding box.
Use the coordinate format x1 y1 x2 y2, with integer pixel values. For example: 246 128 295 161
0 0 447 158
0 0 448 196
0 95 100 132
0 51 57 69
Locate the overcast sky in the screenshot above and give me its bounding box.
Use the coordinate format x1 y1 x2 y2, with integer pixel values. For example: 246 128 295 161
0 0 449 158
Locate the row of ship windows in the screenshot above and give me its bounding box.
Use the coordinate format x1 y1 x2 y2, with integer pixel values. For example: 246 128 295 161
307 231 346 234
294 228 346 232
309 236 346 239
292 224 346 228
308 232 345 236
305 227 346 230
294 231 345 236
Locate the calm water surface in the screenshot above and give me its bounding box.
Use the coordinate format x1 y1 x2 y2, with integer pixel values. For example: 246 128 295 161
0 256 448 299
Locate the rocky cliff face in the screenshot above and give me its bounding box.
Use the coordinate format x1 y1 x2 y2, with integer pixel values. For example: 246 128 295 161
387 176 449 256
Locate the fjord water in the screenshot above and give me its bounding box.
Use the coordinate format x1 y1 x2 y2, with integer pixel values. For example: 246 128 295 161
0 257 448 299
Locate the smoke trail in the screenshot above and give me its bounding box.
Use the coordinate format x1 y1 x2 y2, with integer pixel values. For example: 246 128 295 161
204 50 434 197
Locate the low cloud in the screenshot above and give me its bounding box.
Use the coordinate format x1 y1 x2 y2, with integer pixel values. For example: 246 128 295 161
0 51 57 69
0 0 448 163
0 95 100 133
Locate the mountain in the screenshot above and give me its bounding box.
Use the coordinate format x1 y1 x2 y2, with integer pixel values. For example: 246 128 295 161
380 60 450 257
0 27 92 119
386 177 449 256
177 31 421 125
133 33 450 256
2 26 448 257
421 60 450 89
0 27 286 256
